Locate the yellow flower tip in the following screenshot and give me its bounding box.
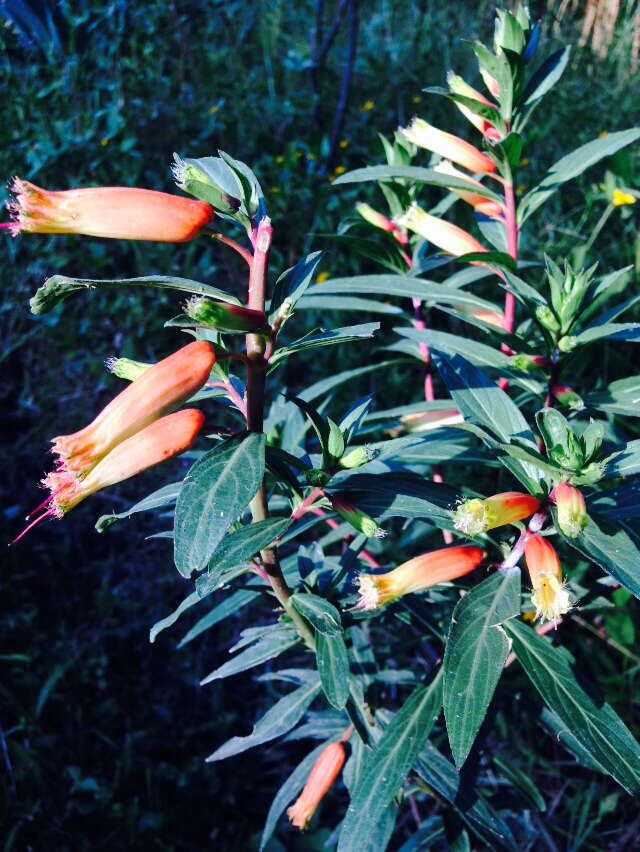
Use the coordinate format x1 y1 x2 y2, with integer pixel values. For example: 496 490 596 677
339 139 349 148
316 270 330 283
612 188 635 206
598 130 609 137
453 498 488 535
270 186 280 193
516 184 526 196
531 573 571 624
412 95 421 103
360 100 374 112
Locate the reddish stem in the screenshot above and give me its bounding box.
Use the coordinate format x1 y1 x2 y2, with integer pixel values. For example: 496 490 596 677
208 231 253 266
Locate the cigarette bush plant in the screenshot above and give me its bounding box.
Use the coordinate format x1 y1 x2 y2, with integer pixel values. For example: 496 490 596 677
6 4 640 849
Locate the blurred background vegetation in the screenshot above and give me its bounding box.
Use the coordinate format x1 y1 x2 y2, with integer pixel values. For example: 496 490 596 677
1 1 639 848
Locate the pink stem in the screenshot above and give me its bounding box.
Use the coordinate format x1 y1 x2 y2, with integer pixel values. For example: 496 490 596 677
208 231 253 266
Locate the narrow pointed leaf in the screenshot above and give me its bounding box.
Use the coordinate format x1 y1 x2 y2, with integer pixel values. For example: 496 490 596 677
200 629 298 684
567 512 640 599
444 568 521 767
316 631 350 709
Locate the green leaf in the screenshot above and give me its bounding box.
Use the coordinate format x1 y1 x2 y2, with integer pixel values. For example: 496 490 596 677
200 628 299 684
178 589 259 647
313 275 501 312
149 591 202 644
583 374 640 417
30 274 241 314
605 439 640 478
173 433 265 577
206 680 321 762
316 632 350 709
397 327 509 369
332 165 502 202
539 708 608 772
290 593 342 636
574 322 640 345
206 518 290 583
519 128 640 221
329 472 456 527
260 741 329 849
504 618 640 794
443 568 521 767
269 323 380 370
587 482 640 520
492 754 546 811
414 743 515 849
515 47 571 128
96 481 181 532
337 671 443 852
567 512 640 599
297 294 403 314
430 350 541 490
269 251 323 321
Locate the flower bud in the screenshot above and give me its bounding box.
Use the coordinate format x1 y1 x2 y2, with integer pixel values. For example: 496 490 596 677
184 296 269 333
356 545 484 609
6 179 214 241
508 354 551 372
397 202 488 258
330 495 386 539
551 482 587 538
524 535 570 623
453 492 540 536
339 445 377 469
400 118 496 173
171 154 241 215
287 742 346 830
557 335 578 353
355 202 395 232
105 357 151 382
551 385 584 409
535 305 560 334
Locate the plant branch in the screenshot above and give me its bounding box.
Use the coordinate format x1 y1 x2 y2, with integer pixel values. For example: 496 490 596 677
208 230 253 266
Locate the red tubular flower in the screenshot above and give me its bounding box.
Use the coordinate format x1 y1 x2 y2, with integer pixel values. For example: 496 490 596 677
52 340 214 475
446 73 502 141
551 482 587 538
14 410 204 541
5 179 214 241
287 742 346 830
401 118 496 173
433 161 504 219
356 545 484 609
453 492 540 536
524 534 571 623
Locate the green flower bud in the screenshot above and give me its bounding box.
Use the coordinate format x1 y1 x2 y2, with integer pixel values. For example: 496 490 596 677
535 305 560 335
330 495 386 539
557 335 578 352
185 297 269 334
105 357 151 382
339 445 377 469
172 154 241 215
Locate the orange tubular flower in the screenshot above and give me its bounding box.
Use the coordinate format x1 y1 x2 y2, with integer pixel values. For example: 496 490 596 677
288 743 346 830
14 410 204 541
434 161 504 219
401 118 496 174
398 203 488 258
5 179 214 241
52 340 214 475
524 534 571 623
551 482 587 538
400 407 463 433
356 545 484 610
453 492 540 536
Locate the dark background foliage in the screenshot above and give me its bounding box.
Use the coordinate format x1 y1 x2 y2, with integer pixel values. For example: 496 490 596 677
1 1 639 849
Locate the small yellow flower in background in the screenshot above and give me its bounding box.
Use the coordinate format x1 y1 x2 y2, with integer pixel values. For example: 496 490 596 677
334 165 346 175
360 99 374 112
612 188 635 206
100 137 109 147
516 184 526 196
209 104 219 114
307 152 316 161
316 270 330 283
412 94 421 103
270 186 280 193
275 155 284 164
296 149 303 158
599 183 606 190
598 130 608 137
519 157 530 166
339 139 349 149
